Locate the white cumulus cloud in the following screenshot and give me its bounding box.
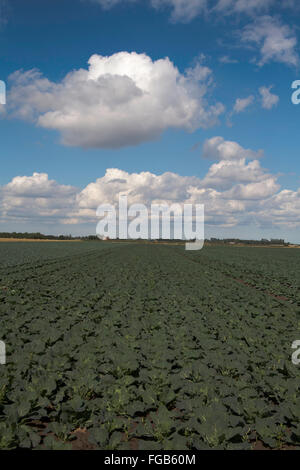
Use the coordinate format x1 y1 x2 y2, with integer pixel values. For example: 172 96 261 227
2 138 296 230
202 136 263 161
7 52 224 149
0 173 77 222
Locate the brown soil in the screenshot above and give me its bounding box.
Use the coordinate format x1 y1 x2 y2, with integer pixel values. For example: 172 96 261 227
71 428 96 450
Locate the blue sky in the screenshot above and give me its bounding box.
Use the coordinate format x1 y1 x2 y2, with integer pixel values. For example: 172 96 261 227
1 0 300 241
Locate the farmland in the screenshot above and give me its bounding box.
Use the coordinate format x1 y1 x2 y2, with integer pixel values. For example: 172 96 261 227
0 242 299 450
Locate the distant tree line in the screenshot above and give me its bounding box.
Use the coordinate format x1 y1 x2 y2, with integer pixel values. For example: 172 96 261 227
0 232 104 241
0 232 75 240
0 233 291 245
209 238 288 246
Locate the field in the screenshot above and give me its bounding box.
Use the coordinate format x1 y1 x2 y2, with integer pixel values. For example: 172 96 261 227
0 242 299 450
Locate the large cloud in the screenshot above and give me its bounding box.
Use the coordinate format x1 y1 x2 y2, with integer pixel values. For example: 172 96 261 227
1 137 298 230
257 189 300 228
0 173 77 222
7 52 224 149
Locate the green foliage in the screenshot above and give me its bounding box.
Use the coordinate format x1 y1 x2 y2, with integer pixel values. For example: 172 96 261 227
0 243 299 449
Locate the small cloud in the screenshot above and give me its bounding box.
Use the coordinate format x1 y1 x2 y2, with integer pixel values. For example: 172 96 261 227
241 15 299 67
233 95 254 113
227 95 254 126
88 0 296 25
214 0 275 16
90 0 136 9
150 0 207 23
0 80 5 105
259 85 279 109
202 136 263 161
219 55 239 64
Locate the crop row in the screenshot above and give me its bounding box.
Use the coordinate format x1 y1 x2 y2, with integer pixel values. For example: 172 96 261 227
0 244 299 450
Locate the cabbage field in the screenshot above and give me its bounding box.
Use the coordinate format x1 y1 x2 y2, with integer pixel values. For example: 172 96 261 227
0 242 299 450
